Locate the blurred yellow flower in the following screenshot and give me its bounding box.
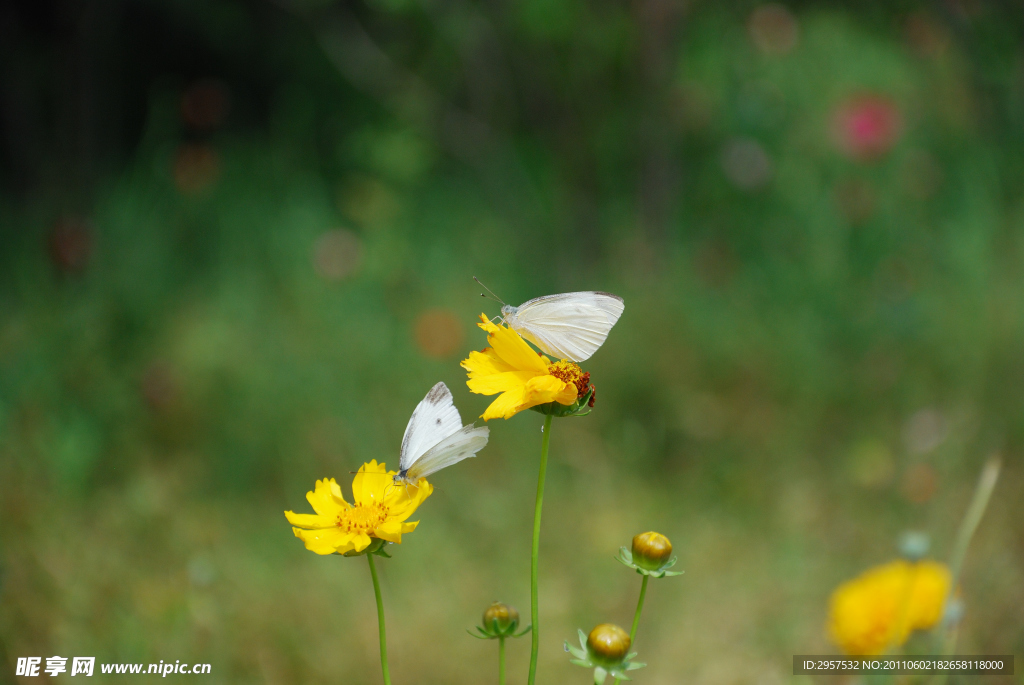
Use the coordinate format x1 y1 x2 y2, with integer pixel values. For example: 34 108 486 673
284 460 432 555
461 315 591 420
828 559 951 655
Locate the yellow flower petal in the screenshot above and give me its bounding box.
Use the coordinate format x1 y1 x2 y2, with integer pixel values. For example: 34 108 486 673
292 526 355 555
462 348 517 379
479 386 528 420
352 460 390 505
828 560 951 656
284 511 335 529
306 478 347 516
467 370 540 396
483 316 547 372
384 481 433 521
350 532 373 552
523 374 576 406
374 520 405 543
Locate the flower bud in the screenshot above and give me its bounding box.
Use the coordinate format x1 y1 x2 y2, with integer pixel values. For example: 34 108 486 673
586 624 631 667
483 602 520 635
632 531 672 571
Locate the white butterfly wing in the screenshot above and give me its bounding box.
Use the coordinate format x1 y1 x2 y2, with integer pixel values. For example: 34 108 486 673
399 382 463 472
404 424 490 480
509 291 624 362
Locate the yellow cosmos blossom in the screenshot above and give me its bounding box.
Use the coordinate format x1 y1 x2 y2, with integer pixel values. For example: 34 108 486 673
461 314 593 420
285 460 432 555
828 559 951 656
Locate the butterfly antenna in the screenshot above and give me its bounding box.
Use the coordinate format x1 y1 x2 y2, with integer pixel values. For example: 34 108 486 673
473 276 506 305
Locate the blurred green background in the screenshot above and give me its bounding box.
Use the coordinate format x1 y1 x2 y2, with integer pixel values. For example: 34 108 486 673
1 0 1022 682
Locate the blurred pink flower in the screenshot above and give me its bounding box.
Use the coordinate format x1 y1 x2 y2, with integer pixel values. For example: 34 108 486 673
831 95 903 161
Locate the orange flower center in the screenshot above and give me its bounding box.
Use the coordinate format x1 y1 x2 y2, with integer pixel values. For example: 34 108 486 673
337 501 389 534
548 360 592 399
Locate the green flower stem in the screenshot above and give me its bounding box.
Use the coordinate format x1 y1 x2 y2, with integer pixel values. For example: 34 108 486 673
931 458 1001 685
947 458 1001 596
527 414 553 685
613 574 649 685
498 636 506 685
629 575 649 641
367 553 391 685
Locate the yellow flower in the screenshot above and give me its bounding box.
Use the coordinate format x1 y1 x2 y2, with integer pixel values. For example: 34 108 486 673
461 314 592 420
284 460 432 555
828 559 951 656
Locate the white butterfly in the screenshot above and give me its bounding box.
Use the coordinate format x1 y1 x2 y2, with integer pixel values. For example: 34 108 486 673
394 382 489 487
500 291 625 362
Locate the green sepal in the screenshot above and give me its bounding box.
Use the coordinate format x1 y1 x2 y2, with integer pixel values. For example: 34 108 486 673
618 547 684 578
594 666 609 684
530 387 595 418
340 538 390 558
565 638 587 660
472 620 530 640
513 624 532 638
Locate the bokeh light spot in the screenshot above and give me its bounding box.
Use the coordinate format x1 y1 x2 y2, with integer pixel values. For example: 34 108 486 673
748 4 799 56
904 13 951 60
721 138 773 191
847 439 895 488
48 216 94 274
338 176 400 227
414 309 465 359
313 229 362 282
141 362 179 412
181 79 231 131
903 408 947 455
173 144 221 195
901 462 939 504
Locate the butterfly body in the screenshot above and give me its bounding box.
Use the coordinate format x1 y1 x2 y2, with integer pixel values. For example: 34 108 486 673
396 382 489 485
500 291 624 362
